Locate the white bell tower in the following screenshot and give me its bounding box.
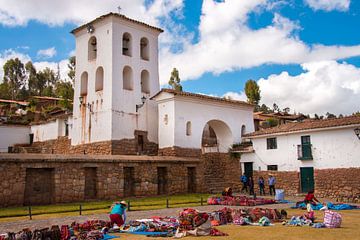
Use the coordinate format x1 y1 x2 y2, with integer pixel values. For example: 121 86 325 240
71 13 162 151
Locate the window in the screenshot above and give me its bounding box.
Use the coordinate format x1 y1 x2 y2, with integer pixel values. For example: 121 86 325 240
123 66 133 90
140 37 149 60
95 67 104 92
298 135 313 160
266 137 277 149
122 32 132 56
241 125 246 137
141 70 150 94
267 165 278 171
88 36 97 61
301 135 311 144
80 72 88 96
186 121 191 136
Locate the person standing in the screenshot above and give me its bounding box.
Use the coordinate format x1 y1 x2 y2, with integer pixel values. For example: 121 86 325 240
268 174 276 196
109 200 127 228
240 174 248 194
258 176 265 195
248 176 254 195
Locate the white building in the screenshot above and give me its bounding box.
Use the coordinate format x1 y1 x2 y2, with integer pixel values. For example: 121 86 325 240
66 13 255 154
241 116 360 193
71 13 162 146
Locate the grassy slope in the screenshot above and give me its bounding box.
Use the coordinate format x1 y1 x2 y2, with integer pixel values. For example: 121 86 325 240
0 193 212 221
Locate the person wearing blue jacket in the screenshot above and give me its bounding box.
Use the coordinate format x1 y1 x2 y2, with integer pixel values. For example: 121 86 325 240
110 200 127 227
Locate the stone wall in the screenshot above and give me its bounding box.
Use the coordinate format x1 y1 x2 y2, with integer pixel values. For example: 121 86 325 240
201 153 241 193
315 168 360 200
250 168 360 200
0 154 203 207
252 170 300 196
14 131 158 156
158 146 202 158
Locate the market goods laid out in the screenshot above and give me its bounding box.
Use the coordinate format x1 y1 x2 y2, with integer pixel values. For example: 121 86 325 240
0 207 345 239
208 195 277 206
283 210 342 228
292 202 360 210
0 220 114 240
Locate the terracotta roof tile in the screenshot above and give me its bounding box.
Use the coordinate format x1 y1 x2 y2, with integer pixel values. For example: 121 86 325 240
151 88 254 107
245 115 360 137
71 12 163 34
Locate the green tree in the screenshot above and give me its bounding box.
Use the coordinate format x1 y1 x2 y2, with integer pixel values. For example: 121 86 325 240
55 81 74 110
168 68 182 91
0 81 11 99
3 58 26 100
25 61 38 95
326 112 336 119
68 56 76 83
272 103 279 113
36 67 56 96
244 79 261 105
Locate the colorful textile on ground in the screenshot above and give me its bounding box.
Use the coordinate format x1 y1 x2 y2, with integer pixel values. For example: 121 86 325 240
292 202 359 210
121 216 178 237
207 195 276 206
175 208 228 238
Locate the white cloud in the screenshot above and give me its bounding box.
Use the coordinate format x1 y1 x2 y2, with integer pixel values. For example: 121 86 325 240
222 91 247 101
0 0 183 27
304 0 350 12
159 1 360 84
37 47 57 59
256 61 360 115
0 49 31 81
0 49 70 82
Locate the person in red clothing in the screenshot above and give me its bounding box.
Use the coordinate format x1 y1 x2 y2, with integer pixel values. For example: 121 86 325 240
304 190 320 205
296 190 320 208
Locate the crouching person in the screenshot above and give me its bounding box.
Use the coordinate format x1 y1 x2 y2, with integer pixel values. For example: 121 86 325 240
110 200 127 228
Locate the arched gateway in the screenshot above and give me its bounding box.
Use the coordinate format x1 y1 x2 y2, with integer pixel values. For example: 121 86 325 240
152 89 254 156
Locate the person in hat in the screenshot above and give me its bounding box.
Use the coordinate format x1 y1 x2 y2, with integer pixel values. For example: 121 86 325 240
268 174 276 196
222 187 233 197
109 200 127 228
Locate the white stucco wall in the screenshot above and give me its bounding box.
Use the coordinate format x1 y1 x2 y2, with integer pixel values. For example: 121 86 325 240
31 118 68 142
241 126 360 170
155 95 255 152
0 125 30 152
71 15 160 145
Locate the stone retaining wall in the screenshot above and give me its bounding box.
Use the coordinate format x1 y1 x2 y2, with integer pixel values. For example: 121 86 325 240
158 146 202 158
315 168 360 200
0 154 210 207
250 168 360 200
252 170 299 196
15 133 158 156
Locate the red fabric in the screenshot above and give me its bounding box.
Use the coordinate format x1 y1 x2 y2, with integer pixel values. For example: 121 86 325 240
110 214 124 226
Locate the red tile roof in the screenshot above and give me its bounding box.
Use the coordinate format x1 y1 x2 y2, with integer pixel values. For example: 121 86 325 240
151 89 254 107
71 12 164 34
0 99 29 106
245 115 360 137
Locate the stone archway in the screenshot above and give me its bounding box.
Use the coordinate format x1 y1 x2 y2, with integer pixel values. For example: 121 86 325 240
201 120 233 153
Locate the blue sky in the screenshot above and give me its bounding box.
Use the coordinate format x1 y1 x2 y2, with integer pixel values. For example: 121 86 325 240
0 0 359 115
